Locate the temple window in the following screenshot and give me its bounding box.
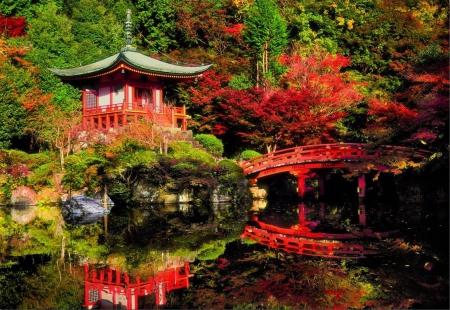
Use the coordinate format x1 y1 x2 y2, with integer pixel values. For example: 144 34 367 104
113 85 125 105
99 86 110 109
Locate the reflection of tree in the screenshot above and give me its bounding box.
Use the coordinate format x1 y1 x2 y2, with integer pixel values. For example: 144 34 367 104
172 249 381 309
0 261 27 309
19 258 84 309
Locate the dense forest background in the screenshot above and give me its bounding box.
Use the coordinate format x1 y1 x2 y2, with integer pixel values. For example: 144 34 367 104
0 0 448 158
0 3 448 308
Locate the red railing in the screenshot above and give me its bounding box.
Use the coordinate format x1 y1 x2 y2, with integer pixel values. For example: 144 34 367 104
85 102 151 114
241 224 378 259
242 143 430 176
84 263 192 308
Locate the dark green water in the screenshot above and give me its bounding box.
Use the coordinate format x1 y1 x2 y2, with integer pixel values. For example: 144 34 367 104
0 196 448 309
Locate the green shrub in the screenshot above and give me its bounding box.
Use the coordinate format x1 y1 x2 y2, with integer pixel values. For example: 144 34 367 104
116 150 157 168
168 142 216 166
28 162 58 188
26 152 54 170
218 159 243 173
62 151 106 192
1 150 29 166
241 149 261 160
194 134 224 157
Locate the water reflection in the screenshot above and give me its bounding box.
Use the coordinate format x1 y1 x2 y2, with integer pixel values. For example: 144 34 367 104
0 198 447 309
11 204 38 224
84 260 193 309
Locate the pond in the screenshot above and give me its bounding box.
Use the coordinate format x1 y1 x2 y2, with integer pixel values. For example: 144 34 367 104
0 195 448 309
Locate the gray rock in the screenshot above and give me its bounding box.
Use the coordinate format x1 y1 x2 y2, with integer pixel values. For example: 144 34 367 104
62 196 110 225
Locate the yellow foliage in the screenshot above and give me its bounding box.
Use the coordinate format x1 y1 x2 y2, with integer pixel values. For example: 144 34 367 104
232 0 254 12
347 19 354 30
336 16 345 26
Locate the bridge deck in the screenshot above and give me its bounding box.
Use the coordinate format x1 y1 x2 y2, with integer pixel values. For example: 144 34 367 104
242 143 430 178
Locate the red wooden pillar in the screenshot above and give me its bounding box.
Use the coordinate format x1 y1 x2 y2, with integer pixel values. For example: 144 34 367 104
112 287 117 308
297 174 306 198
299 203 307 225
112 113 116 128
106 115 111 129
358 174 367 227
318 173 325 221
184 262 190 288
156 282 167 306
182 105 187 130
291 169 309 226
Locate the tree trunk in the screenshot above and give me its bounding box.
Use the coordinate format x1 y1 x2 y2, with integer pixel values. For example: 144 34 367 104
59 148 65 171
256 60 260 89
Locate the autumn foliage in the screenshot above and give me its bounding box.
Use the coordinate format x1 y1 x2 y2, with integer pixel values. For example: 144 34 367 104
0 15 27 37
197 53 365 152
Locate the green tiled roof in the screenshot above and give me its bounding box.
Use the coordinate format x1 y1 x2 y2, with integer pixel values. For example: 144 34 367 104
49 50 212 78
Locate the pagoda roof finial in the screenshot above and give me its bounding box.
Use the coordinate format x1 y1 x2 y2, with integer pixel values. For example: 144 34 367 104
124 9 135 51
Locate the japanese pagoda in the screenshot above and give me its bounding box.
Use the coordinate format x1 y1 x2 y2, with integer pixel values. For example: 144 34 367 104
49 10 211 131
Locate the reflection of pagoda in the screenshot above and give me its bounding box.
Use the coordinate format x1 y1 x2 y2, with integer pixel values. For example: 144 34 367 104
84 263 193 309
50 10 211 131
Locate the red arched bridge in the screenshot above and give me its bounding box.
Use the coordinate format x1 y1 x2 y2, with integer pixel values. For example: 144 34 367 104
241 143 430 179
239 143 430 258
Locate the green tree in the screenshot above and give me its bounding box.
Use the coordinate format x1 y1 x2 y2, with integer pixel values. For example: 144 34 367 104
26 101 82 170
0 38 41 149
69 0 124 52
135 0 178 53
243 0 288 88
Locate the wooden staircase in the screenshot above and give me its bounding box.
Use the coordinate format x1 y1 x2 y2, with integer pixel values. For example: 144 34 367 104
154 114 173 128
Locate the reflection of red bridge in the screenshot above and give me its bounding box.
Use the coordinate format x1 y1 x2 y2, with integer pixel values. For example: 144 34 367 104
241 143 430 228
84 263 192 309
241 216 393 259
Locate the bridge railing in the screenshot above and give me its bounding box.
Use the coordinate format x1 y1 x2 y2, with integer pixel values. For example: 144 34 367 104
242 143 430 175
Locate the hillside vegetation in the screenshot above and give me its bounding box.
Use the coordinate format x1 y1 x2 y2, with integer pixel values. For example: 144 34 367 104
0 0 448 202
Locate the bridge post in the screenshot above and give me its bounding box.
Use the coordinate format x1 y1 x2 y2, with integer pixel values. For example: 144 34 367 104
291 169 310 225
318 173 325 221
358 173 367 227
292 170 310 200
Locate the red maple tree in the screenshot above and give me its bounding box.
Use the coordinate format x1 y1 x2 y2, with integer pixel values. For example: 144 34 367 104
213 53 365 152
0 15 27 37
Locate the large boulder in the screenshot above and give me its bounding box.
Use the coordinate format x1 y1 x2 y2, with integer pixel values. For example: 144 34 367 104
93 191 115 208
10 186 38 206
62 196 110 225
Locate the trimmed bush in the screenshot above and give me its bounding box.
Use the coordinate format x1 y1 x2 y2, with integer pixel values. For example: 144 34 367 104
194 134 224 157
168 141 216 166
241 149 261 160
218 159 243 173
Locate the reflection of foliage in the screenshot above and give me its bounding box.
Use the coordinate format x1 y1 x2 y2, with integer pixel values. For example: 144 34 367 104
176 248 384 309
68 224 108 259
0 261 27 309
20 261 84 309
197 242 226 260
